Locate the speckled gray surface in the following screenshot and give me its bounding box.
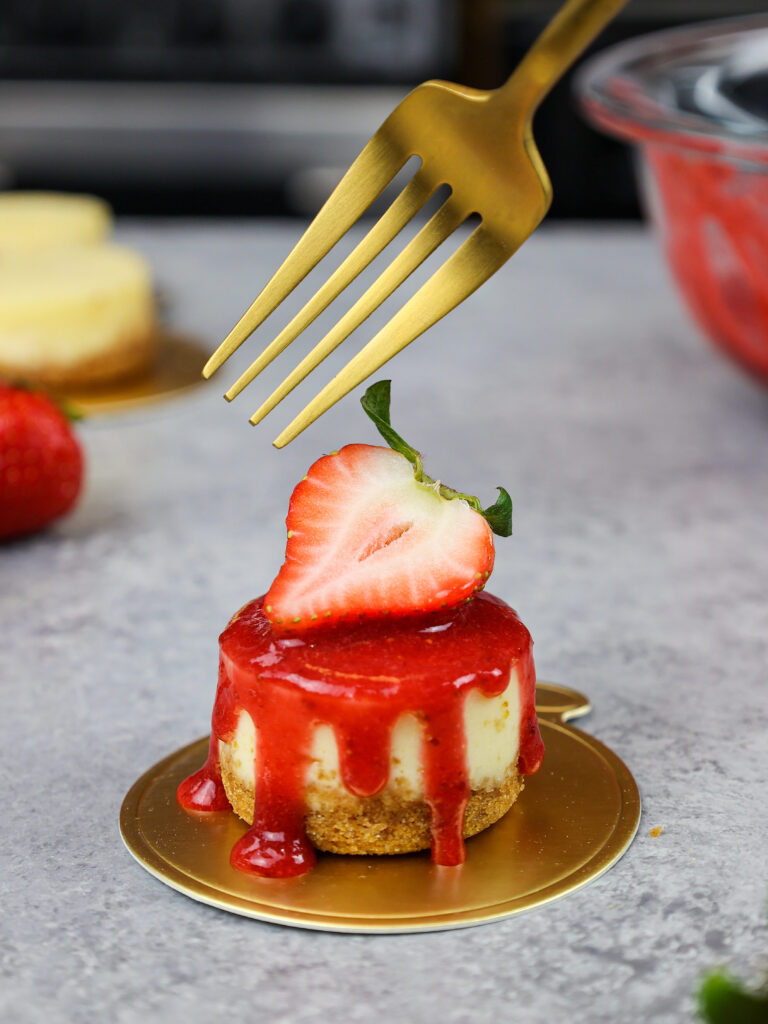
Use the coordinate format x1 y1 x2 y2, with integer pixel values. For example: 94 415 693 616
2 222 767 1023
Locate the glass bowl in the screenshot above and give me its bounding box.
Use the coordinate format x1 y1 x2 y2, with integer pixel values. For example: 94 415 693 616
577 16 768 384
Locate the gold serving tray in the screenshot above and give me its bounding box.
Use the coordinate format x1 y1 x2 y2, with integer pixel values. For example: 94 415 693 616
120 683 640 933
62 330 208 417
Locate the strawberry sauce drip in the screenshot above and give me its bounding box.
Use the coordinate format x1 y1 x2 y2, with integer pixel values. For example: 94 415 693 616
229 688 317 877
178 592 544 878
175 732 229 811
420 701 471 866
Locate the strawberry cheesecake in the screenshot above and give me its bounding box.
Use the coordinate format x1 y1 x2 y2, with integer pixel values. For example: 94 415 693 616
178 382 544 877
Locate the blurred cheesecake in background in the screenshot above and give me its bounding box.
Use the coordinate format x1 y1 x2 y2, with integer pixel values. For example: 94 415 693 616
0 244 155 388
0 192 156 389
0 192 112 251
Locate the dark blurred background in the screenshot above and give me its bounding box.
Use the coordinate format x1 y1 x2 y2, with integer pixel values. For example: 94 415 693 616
0 0 764 219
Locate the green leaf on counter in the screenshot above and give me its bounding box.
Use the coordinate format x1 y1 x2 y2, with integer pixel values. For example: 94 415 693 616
698 971 768 1023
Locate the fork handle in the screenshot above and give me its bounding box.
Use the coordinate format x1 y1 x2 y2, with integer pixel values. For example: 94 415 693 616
496 0 629 114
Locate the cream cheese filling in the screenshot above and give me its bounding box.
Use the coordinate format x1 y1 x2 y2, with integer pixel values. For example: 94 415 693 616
220 663 522 799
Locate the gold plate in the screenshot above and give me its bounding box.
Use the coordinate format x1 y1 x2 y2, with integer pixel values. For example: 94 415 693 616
61 330 208 417
120 683 640 933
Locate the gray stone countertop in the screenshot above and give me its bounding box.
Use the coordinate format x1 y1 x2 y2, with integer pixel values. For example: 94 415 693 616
2 221 767 1023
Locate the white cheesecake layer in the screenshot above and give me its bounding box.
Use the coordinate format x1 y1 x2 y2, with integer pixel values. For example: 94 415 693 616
221 664 522 798
0 244 154 371
0 192 111 250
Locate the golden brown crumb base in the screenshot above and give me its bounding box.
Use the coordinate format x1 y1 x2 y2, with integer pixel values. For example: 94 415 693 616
219 746 524 856
0 325 156 389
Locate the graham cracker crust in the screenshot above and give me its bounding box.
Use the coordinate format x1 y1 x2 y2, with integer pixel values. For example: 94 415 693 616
219 745 524 856
0 324 156 389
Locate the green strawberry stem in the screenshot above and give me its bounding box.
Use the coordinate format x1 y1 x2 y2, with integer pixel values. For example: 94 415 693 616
361 380 513 538
3 378 84 422
56 397 85 423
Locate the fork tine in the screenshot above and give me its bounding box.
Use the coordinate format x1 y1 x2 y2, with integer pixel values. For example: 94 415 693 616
272 225 510 447
202 132 408 380
250 198 465 426
225 172 436 402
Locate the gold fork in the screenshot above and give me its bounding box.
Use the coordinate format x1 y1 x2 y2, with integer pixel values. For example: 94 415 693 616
204 0 628 447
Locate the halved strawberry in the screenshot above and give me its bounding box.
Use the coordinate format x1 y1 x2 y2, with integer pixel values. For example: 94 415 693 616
264 381 512 630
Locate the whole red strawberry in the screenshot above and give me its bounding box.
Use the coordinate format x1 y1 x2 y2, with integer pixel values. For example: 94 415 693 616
0 383 84 541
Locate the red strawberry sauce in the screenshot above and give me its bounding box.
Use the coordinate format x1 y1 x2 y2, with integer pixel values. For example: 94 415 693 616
178 592 544 878
646 145 768 382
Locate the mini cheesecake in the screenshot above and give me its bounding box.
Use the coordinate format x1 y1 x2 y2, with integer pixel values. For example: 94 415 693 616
0 244 155 388
178 385 544 878
179 593 543 876
0 192 112 251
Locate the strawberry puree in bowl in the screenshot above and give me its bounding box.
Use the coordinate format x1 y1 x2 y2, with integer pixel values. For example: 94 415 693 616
577 16 768 384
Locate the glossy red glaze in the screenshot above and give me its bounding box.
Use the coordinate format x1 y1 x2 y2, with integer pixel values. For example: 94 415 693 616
178 592 544 878
175 732 229 812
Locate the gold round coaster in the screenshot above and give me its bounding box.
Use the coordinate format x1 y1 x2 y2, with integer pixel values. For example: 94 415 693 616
120 683 640 933
62 330 208 417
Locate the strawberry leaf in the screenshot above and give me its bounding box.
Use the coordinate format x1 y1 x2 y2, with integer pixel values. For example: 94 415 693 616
360 380 421 469
360 381 513 538
482 487 513 537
